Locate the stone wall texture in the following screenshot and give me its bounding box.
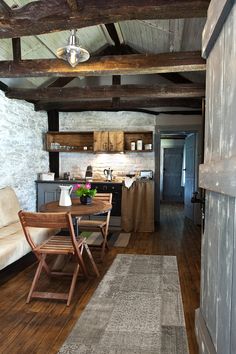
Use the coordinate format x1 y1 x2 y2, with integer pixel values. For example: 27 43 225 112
0 91 49 211
59 111 202 179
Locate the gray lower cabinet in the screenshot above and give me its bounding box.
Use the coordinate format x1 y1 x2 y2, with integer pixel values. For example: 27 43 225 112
36 181 122 216
36 182 63 211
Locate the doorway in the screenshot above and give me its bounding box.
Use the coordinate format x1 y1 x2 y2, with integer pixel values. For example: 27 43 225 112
159 131 200 223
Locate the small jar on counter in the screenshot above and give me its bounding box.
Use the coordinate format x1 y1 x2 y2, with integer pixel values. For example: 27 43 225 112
137 140 143 150
130 141 136 151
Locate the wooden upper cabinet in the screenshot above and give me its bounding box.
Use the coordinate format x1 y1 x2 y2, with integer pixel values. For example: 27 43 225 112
108 131 124 152
93 131 109 152
94 131 124 152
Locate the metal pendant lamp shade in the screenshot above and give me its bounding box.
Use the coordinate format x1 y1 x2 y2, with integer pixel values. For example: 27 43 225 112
56 29 90 67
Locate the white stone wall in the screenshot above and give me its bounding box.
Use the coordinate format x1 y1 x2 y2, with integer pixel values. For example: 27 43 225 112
59 111 202 179
0 91 49 210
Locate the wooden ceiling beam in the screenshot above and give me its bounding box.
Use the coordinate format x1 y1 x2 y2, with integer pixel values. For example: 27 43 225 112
34 98 202 111
6 83 205 101
0 0 210 38
0 51 206 78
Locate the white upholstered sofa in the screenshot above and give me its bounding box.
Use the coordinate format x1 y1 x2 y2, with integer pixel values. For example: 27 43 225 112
0 186 56 270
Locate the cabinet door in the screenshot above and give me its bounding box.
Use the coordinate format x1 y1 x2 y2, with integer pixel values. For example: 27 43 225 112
94 131 109 152
109 131 124 152
37 183 61 211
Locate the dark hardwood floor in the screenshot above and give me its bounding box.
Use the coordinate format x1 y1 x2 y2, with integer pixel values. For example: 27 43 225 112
0 203 201 354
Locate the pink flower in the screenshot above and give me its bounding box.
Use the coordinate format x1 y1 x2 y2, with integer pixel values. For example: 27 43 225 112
73 183 81 190
85 182 91 189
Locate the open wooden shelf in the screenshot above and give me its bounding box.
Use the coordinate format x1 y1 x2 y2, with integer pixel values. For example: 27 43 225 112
46 131 94 152
124 131 153 152
45 131 153 153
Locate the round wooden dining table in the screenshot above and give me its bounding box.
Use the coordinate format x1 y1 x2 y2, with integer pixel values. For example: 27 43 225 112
40 198 112 236
40 197 112 217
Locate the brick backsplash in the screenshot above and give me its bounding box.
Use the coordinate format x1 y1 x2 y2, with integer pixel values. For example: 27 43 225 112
59 111 155 178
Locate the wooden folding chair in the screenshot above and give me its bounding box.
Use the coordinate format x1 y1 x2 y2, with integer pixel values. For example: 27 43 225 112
18 211 99 306
78 193 112 260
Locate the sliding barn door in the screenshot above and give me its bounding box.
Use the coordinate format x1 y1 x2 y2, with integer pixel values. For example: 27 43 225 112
195 2 236 354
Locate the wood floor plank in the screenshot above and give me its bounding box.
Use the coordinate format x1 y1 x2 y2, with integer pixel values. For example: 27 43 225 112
0 203 200 354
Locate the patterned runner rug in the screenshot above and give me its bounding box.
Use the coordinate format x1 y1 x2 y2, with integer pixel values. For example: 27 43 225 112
58 254 189 354
81 231 131 247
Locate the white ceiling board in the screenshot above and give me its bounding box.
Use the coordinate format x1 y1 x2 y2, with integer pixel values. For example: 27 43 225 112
2 78 36 88
67 74 169 88
4 0 32 6
0 39 13 60
181 18 206 51
118 19 185 54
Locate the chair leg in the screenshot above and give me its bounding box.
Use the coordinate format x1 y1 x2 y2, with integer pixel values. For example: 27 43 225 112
27 254 45 303
74 244 89 278
34 252 51 277
100 227 108 260
84 243 100 277
66 263 80 306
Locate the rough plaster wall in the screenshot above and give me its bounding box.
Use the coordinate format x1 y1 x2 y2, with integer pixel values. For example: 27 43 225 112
59 111 201 178
0 91 49 210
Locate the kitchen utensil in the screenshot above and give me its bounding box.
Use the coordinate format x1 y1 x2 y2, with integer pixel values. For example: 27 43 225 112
59 185 73 206
104 168 113 181
85 165 93 180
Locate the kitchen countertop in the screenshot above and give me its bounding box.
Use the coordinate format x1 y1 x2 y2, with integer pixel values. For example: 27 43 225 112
36 179 123 184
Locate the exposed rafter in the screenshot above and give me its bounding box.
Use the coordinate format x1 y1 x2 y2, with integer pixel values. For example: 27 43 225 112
34 98 202 111
6 84 205 101
0 0 210 38
0 52 206 78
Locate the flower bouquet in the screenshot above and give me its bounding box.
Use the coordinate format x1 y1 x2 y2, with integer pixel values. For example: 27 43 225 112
73 183 97 204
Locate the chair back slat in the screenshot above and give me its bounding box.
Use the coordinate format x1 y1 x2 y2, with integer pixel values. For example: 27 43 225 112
19 211 69 228
18 210 76 251
94 193 112 203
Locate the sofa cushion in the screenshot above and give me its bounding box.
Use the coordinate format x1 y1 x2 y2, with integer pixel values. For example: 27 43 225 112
0 222 22 239
0 226 57 270
0 187 20 228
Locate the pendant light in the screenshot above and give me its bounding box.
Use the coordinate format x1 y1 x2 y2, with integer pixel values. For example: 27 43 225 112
56 29 90 67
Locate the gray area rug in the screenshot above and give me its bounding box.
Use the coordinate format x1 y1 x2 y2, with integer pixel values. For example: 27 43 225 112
58 254 189 354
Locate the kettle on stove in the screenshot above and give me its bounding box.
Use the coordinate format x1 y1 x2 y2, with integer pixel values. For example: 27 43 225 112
104 168 113 181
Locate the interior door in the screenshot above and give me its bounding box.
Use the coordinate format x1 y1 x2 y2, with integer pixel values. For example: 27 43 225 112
163 147 184 202
184 133 196 220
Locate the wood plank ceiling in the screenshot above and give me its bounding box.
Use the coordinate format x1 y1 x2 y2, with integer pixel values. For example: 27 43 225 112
0 0 209 112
